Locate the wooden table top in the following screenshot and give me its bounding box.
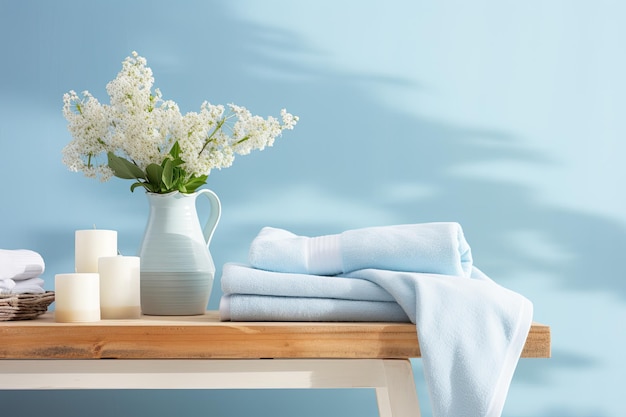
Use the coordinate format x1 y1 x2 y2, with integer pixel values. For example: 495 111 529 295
0 311 551 360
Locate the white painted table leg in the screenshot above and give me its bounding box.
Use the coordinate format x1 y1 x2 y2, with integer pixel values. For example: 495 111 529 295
0 359 421 417
375 359 421 417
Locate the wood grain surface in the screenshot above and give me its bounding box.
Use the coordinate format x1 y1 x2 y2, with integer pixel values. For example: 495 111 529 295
0 311 550 359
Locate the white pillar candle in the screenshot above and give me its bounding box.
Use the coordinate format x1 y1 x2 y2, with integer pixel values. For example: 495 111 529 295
75 229 117 273
98 256 141 319
55 273 101 323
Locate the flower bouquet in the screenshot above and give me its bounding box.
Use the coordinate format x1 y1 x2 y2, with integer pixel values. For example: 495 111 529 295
62 51 298 193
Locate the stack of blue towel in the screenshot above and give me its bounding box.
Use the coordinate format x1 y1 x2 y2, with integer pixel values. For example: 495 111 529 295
219 222 533 417
0 249 46 295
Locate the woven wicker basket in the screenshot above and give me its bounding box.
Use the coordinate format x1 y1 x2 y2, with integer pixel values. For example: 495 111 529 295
0 291 55 321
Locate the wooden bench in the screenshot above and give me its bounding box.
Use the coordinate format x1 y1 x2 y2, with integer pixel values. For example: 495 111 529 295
0 311 551 417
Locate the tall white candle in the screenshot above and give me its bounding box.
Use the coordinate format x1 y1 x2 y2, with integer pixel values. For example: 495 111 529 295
55 273 101 322
98 256 141 319
75 229 117 273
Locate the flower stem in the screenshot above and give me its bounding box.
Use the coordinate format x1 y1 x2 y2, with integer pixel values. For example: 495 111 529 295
199 117 227 154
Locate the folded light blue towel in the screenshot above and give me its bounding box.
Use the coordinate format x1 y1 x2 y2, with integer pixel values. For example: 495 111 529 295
248 222 472 276
240 223 533 417
219 294 410 322
221 262 394 302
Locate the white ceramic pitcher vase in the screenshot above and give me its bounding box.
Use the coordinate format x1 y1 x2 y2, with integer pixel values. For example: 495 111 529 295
138 190 221 315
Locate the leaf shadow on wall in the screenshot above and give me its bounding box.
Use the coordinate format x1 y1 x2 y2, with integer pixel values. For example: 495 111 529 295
199 12 626 301
3 0 624 301
0 2 622 417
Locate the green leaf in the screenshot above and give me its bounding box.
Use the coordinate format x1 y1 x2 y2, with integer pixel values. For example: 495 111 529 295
183 175 208 193
162 159 174 190
107 152 146 180
169 157 184 167
171 166 181 185
130 182 147 193
146 163 164 189
168 141 181 159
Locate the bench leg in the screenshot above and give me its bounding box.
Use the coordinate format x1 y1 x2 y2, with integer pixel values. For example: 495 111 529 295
375 360 421 417
0 359 421 416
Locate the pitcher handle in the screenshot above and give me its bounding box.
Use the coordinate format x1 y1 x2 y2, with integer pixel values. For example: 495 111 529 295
196 189 222 248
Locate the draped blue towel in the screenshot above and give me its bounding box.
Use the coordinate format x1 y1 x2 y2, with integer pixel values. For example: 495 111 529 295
232 223 533 417
342 267 533 417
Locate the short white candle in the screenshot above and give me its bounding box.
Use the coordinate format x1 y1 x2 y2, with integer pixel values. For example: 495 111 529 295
98 256 141 319
55 273 101 323
75 229 117 273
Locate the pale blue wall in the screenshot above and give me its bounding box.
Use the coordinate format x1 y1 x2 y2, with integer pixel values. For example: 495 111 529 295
1 1 625 416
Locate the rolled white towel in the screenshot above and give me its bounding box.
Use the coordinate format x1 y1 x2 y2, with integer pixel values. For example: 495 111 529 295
0 249 45 280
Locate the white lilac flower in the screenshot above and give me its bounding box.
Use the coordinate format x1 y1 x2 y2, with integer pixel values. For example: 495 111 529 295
62 52 298 193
